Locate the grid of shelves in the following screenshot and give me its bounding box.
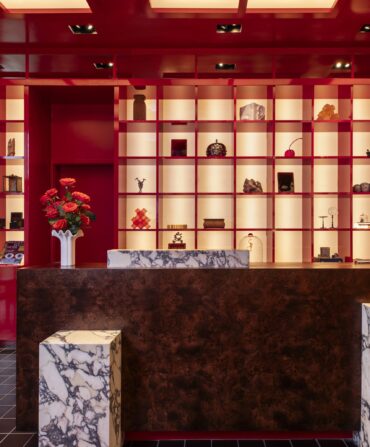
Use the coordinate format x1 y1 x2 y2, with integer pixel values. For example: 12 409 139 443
0 86 25 261
116 83 370 262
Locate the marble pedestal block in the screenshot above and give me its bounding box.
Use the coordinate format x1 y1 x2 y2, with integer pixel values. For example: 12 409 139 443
39 330 122 447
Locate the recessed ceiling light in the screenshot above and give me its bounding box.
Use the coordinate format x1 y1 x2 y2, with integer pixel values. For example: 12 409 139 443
360 24 370 33
332 61 351 70
149 0 239 11
216 24 242 33
215 63 236 70
94 62 114 70
246 0 337 11
0 0 91 13
69 24 97 35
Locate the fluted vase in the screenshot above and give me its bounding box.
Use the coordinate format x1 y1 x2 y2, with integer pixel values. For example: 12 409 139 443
52 229 84 267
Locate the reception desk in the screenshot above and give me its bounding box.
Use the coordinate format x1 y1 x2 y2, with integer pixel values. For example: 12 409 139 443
16 263 370 433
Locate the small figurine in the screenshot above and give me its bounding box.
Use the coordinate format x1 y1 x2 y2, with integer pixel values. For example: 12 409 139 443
135 178 146 193
168 232 186 249
7 138 15 157
367 149 370 158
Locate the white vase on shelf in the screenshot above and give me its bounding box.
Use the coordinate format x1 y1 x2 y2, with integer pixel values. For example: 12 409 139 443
52 229 84 267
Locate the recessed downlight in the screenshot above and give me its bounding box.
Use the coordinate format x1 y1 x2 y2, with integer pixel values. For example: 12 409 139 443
215 63 236 70
216 24 242 33
94 62 114 70
332 61 351 70
360 24 370 33
69 24 97 35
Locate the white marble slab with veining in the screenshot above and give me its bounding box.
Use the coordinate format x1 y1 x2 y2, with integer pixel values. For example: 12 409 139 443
107 249 249 269
39 330 122 447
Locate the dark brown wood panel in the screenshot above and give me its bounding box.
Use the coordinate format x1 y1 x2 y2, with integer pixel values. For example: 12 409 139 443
16 265 370 432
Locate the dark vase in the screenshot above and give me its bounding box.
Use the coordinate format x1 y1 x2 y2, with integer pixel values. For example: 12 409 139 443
133 94 146 120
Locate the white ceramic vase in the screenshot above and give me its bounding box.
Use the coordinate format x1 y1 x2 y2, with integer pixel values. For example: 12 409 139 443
51 229 84 267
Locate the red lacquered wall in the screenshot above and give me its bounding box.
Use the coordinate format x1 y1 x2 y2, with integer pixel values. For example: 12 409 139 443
0 266 16 341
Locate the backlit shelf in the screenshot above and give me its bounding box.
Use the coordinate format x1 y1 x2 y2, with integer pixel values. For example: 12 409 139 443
0 229 24 232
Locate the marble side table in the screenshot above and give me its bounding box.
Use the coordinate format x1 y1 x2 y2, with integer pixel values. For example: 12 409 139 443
39 330 122 447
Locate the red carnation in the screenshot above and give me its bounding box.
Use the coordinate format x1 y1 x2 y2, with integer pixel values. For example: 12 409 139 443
59 178 76 188
45 206 59 219
52 219 67 231
62 202 78 213
72 191 90 203
80 214 90 226
45 188 58 198
40 194 50 206
81 204 91 210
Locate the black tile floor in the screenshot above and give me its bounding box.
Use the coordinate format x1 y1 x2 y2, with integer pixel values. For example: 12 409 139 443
0 344 358 447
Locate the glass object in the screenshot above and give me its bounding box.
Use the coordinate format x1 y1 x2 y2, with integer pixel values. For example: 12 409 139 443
238 232 263 263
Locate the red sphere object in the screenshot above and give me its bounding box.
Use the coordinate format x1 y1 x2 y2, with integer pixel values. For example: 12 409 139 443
284 148 295 158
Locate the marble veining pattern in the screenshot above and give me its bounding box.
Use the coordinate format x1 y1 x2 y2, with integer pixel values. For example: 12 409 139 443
362 304 370 447
39 330 121 447
107 249 249 269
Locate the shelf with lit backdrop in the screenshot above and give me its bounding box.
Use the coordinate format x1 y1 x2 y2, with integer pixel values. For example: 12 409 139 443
117 83 370 263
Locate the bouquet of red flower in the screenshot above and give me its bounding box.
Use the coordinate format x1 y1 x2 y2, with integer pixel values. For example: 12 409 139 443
40 178 95 234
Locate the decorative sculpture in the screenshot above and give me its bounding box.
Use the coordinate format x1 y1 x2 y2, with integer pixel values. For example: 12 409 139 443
131 208 151 230
239 103 266 121
168 232 186 249
317 104 339 120
206 140 227 157
243 178 263 193
328 207 338 229
284 137 303 158
7 138 15 156
135 178 146 193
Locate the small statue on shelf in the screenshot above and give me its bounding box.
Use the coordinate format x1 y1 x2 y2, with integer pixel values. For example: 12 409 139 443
135 178 146 193
7 138 15 157
168 232 186 249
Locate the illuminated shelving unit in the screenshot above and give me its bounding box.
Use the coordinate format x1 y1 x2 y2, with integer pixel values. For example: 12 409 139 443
0 85 25 257
116 81 370 263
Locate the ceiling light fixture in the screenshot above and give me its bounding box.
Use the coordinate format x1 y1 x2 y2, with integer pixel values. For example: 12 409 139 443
69 24 97 35
0 0 91 13
246 0 337 12
149 0 239 12
332 61 351 70
94 62 114 70
216 24 242 33
215 63 236 70
360 24 370 33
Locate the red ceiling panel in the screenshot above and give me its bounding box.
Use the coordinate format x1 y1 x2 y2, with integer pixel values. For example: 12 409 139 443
0 0 369 77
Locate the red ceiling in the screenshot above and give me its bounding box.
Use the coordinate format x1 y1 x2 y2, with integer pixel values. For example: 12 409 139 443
0 0 370 78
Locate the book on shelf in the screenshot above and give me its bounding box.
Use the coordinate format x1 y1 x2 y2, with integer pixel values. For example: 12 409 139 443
0 241 24 265
355 259 370 264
